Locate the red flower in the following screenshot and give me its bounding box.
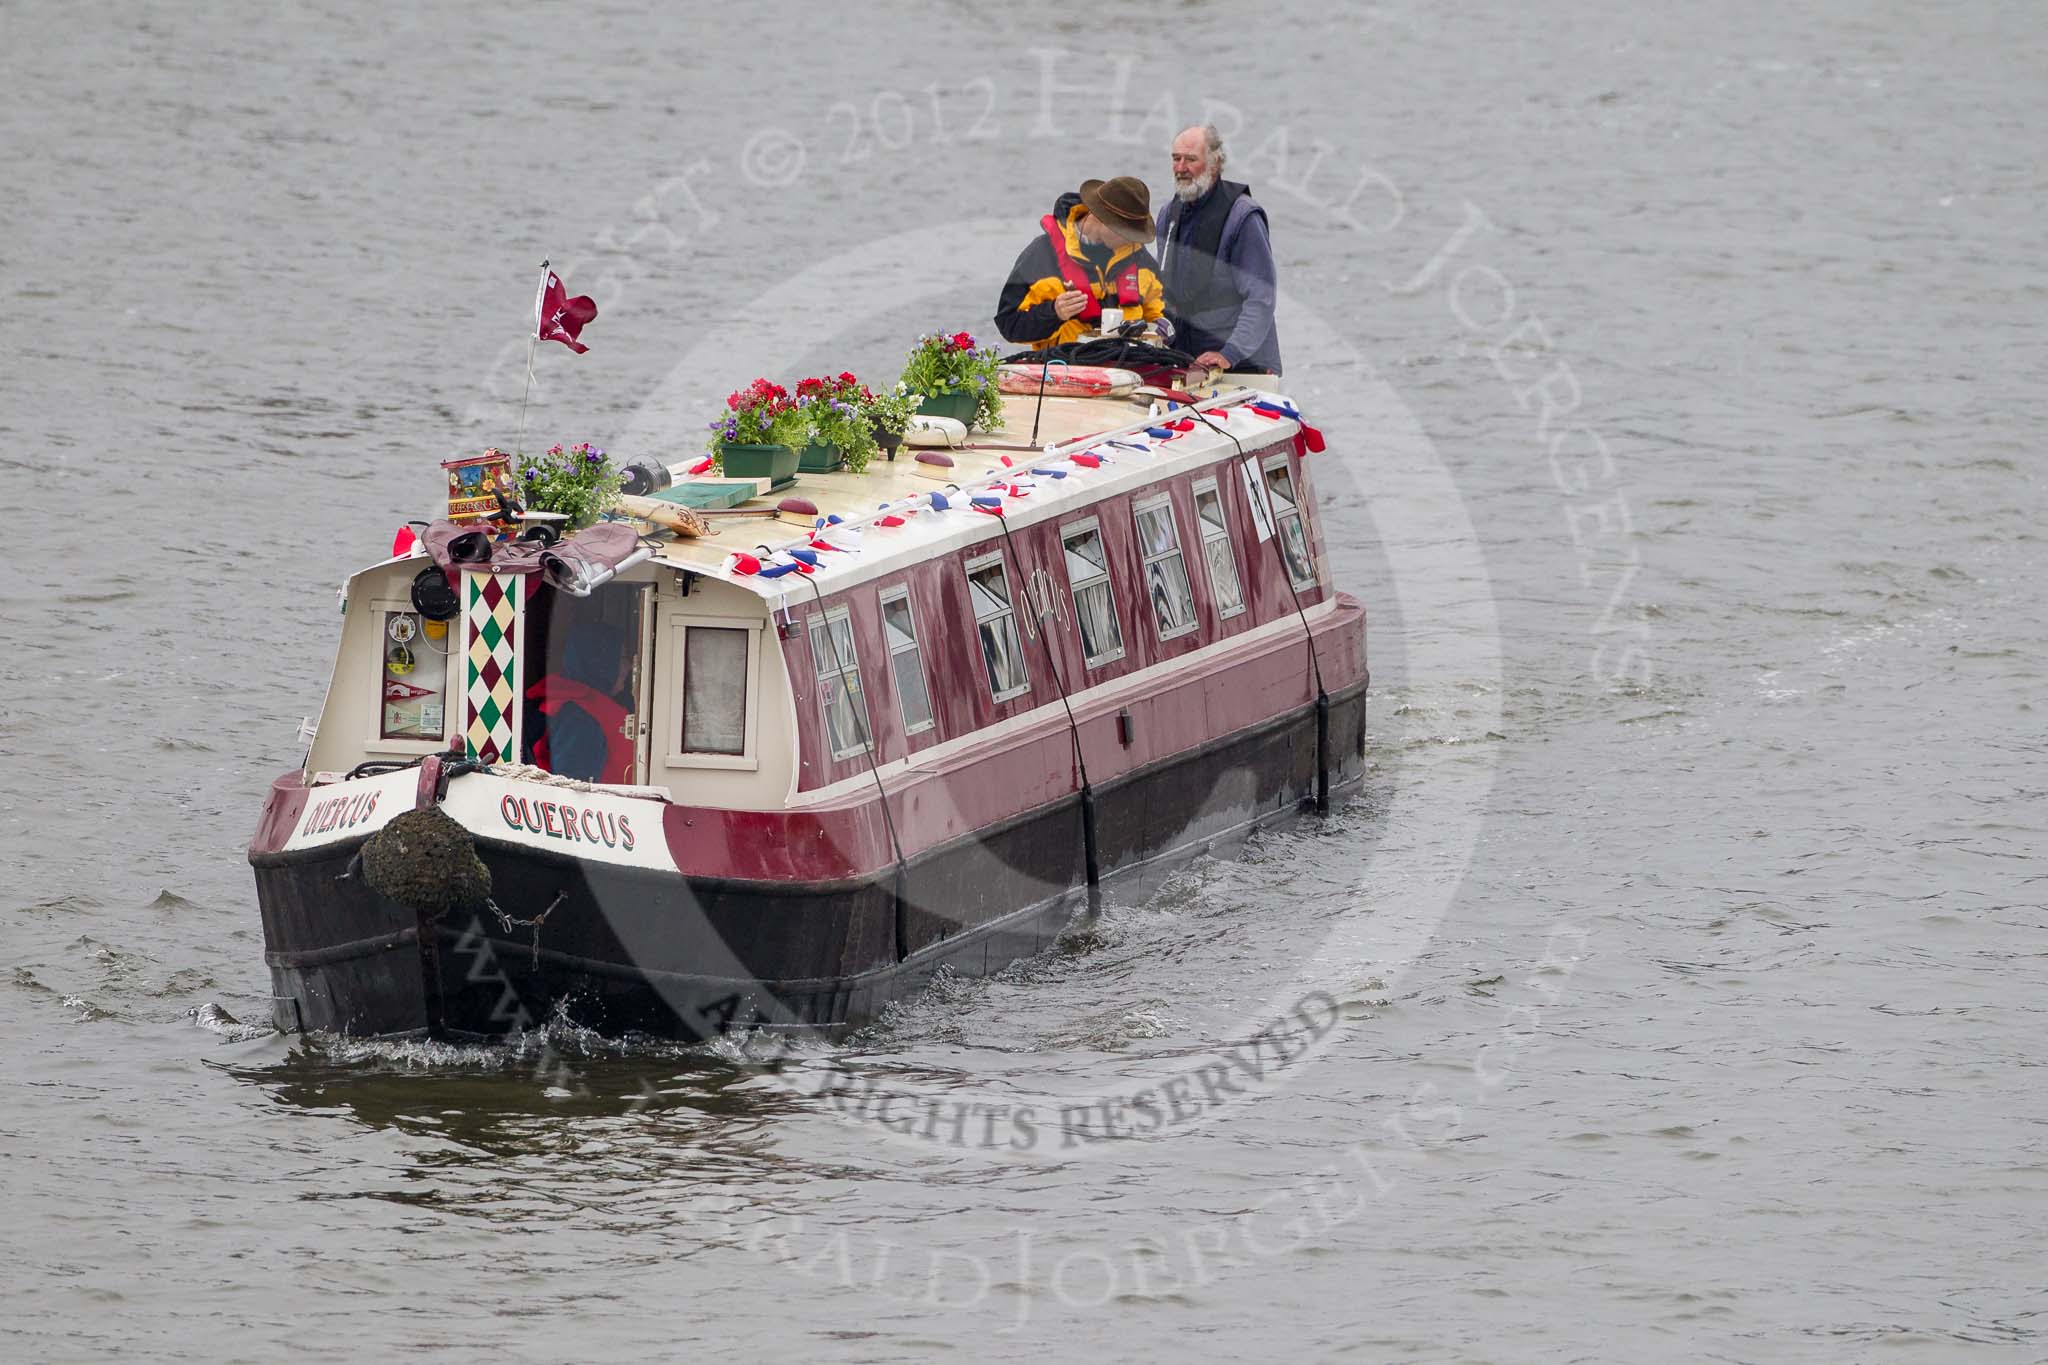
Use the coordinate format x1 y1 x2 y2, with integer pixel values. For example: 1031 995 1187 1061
951 331 974 351
796 377 825 398
838 370 859 386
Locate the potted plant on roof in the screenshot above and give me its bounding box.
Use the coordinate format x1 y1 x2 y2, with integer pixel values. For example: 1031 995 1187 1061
515 442 623 534
794 372 882 474
863 381 921 460
707 378 805 485
900 330 1004 431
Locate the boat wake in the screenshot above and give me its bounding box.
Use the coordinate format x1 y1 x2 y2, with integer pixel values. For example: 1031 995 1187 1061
189 1001 278 1043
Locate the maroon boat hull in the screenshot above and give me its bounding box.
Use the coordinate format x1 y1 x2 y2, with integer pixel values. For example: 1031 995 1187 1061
251 671 1368 1040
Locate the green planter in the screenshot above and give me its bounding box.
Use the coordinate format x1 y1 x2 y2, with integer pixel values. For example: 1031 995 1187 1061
797 441 845 473
717 442 800 485
916 391 979 427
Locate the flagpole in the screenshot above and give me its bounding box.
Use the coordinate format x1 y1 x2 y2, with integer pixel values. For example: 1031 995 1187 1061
515 258 547 457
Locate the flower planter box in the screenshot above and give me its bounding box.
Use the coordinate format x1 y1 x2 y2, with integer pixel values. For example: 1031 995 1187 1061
718 442 801 485
915 391 979 427
797 441 845 473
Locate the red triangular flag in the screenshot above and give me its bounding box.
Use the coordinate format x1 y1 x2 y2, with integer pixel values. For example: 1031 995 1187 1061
535 267 596 353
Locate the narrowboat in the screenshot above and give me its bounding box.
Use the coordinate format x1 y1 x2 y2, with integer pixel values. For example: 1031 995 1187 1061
249 380 1369 1039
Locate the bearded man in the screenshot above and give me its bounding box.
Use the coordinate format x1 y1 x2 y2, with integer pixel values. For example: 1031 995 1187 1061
1155 124 1282 377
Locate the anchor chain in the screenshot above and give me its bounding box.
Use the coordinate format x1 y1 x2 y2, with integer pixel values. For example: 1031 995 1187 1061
488 890 568 968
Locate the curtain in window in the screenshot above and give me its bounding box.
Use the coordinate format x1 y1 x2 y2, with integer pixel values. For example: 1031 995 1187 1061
682 627 747 754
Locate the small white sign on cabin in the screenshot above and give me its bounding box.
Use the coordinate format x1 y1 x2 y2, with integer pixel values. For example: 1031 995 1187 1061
1240 456 1276 543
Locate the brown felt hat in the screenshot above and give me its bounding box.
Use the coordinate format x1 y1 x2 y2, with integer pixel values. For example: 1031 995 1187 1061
1078 176 1154 240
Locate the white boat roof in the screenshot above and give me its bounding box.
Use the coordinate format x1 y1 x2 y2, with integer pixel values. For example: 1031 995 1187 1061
647 382 1303 604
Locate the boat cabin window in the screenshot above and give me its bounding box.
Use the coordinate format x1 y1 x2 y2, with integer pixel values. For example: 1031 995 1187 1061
1262 456 1317 590
680 626 749 755
522 581 647 785
1192 479 1247 619
964 553 1031 702
807 607 873 760
1059 519 1125 668
378 607 450 741
1132 493 1199 641
878 588 935 737
664 614 763 770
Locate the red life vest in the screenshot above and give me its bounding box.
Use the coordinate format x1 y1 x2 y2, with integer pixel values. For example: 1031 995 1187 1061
525 676 636 785
1041 215 1142 321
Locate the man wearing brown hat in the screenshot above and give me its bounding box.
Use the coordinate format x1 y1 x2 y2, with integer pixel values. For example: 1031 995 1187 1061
995 176 1166 352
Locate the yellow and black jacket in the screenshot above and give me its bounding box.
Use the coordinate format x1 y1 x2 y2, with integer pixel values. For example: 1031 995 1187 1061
994 193 1166 351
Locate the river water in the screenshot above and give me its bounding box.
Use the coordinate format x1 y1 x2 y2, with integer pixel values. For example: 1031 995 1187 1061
4 3 2044 1361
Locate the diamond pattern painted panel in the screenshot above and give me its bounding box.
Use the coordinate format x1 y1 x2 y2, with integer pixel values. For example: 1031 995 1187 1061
462 571 521 763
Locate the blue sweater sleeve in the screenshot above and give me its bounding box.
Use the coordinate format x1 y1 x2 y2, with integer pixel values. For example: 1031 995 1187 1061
1219 211 1277 368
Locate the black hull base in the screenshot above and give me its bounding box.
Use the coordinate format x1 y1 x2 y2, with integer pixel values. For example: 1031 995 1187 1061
253 684 1368 1041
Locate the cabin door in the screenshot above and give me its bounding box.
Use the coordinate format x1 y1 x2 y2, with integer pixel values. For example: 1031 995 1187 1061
520 580 652 786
